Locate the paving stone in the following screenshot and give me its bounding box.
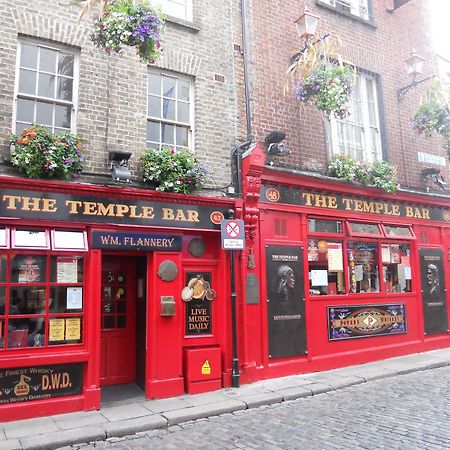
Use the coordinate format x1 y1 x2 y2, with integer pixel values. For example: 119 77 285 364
53 411 108 430
100 404 154 422
274 385 312 401
308 382 335 395
141 397 188 413
3 416 58 439
104 414 167 438
0 438 22 450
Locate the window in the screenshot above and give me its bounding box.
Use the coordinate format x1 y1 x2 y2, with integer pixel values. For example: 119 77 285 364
14 40 78 135
326 71 382 163
147 70 192 151
307 217 413 296
153 0 193 21
317 0 369 20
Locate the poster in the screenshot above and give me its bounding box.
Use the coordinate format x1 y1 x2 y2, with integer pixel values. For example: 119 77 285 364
66 287 82 310
57 258 78 283
354 265 363 282
65 318 81 340
381 244 391 263
327 243 343 271
49 318 65 341
266 245 306 358
311 270 328 286
185 272 212 336
419 249 448 335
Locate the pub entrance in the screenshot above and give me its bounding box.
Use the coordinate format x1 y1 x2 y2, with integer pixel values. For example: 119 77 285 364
100 255 147 387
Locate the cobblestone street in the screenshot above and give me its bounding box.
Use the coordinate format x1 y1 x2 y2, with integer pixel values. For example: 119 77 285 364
73 366 450 450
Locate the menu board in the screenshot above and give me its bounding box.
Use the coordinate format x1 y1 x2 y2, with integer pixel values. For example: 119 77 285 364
67 287 83 309
57 258 78 283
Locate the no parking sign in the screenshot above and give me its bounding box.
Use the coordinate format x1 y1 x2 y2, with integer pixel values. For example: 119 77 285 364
220 219 245 250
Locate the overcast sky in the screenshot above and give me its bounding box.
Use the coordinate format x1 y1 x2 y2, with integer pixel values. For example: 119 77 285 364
429 0 450 59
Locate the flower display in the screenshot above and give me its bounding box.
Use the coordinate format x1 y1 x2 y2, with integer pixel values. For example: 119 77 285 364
140 147 208 194
328 154 398 192
91 0 165 63
412 101 450 140
295 63 354 118
10 126 84 180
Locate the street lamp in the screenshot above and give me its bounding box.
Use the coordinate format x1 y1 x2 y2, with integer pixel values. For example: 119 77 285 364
397 50 435 101
294 6 319 43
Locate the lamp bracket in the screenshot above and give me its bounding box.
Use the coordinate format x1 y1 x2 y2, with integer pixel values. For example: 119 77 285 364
290 33 330 65
397 75 435 101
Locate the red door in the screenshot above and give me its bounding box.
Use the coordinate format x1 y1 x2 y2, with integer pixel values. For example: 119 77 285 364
100 256 136 386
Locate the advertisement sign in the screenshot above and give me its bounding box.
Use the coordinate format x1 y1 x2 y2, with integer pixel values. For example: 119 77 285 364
266 245 306 358
0 364 83 404
185 272 212 336
419 248 448 335
328 304 407 340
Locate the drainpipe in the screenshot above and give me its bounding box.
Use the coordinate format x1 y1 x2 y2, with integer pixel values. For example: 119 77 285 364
231 0 253 196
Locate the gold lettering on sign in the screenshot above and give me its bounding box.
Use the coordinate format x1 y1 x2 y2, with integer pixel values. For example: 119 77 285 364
65 201 155 219
163 208 199 222
302 193 337 209
2 195 58 212
188 307 210 331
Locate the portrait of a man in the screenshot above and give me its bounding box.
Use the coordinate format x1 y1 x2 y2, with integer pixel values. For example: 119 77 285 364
277 265 295 302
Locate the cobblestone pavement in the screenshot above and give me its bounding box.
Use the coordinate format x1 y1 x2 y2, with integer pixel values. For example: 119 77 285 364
72 367 450 450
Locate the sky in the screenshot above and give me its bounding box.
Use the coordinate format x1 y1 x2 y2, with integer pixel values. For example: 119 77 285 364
429 0 450 59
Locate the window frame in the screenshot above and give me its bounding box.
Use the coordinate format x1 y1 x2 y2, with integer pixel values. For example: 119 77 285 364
146 69 194 151
316 0 371 21
13 38 79 135
156 0 193 22
326 70 383 163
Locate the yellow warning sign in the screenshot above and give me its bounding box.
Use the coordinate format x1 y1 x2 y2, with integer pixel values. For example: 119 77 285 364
201 360 211 375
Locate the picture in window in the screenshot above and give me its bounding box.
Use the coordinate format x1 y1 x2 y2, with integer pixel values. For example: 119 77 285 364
382 244 411 293
347 241 379 293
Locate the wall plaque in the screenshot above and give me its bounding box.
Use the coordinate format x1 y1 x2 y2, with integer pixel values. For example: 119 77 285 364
0 363 83 404
327 304 407 341
419 248 448 335
266 245 306 358
245 274 259 304
158 260 178 282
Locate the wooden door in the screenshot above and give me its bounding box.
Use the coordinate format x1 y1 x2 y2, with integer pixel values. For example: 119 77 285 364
100 256 136 386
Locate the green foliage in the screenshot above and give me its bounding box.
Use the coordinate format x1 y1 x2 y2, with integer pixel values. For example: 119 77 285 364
91 0 165 63
10 126 84 180
328 154 398 192
140 147 208 194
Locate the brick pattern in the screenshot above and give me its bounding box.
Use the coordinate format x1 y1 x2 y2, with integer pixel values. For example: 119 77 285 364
0 0 238 193
245 0 448 192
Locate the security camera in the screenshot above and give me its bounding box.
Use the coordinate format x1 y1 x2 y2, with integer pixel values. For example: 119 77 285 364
267 142 292 156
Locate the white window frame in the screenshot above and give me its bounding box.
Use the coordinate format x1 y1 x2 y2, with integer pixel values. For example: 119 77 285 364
326 71 382 164
318 0 369 20
146 69 194 151
154 0 193 22
13 38 79 135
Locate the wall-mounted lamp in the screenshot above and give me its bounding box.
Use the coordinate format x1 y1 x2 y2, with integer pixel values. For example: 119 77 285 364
294 6 319 43
265 131 292 156
397 50 435 101
421 168 449 192
109 151 132 183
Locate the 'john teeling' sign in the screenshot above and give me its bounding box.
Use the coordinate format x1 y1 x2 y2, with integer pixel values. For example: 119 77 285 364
92 231 182 251
0 190 228 230
261 185 450 222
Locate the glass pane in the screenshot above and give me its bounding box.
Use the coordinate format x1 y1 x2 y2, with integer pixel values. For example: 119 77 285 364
308 240 345 295
15 123 30 135
347 241 379 293
117 316 126 328
58 54 74 76
162 99 175 120
161 123 175 145
19 69 37 95
54 128 67 135
20 43 38 69
50 256 84 283
382 244 411 293
146 120 160 142
0 287 5 314
14 230 48 248
385 226 412 237
36 101 54 126
176 126 189 147
50 286 83 313
53 231 86 250
308 219 342 233
38 73 55 98
148 73 160 95
148 95 161 117
10 286 46 314
57 77 73 101
39 47 57 73
16 98 35 123
349 222 381 235
162 76 176 98
55 104 71 129
177 79 190 101
163 2 187 18
103 316 115 329
177 102 189 123
8 318 44 348
10 255 47 283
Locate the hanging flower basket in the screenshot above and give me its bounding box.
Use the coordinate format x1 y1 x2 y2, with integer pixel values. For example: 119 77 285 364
294 62 354 118
10 126 84 180
140 147 208 194
328 154 398 192
286 34 355 118
91 0 165 63
413 99 450 140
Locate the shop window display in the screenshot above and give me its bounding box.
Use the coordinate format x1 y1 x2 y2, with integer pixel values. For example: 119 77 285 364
347 241 379 293
382 244 411 293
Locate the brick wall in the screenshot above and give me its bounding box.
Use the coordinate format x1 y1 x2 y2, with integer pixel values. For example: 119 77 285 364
0 0 238 194
245 0 448 192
